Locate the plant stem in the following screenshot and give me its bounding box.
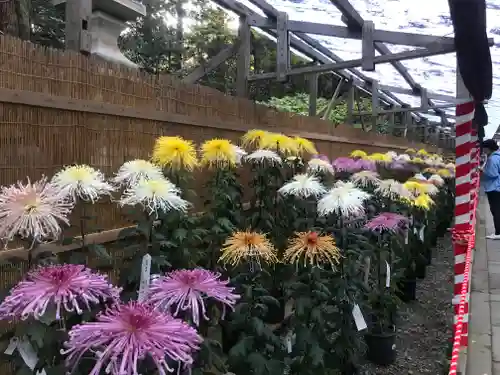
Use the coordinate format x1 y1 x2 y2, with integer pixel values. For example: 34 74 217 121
79 201 87 251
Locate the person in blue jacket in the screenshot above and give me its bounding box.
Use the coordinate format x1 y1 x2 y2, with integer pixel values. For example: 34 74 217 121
481 139 500 239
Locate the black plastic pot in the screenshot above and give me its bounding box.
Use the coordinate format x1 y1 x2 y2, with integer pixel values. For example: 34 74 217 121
364 330 397 365
396 279 416 302
415 261 426 279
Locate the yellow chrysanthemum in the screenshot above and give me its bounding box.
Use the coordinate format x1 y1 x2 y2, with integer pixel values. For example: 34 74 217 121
200 139 237 167
410 157 425 164
293 136 318 156
405 148 416 154
416 149 429 156
151 136 198 171
241 129 269 148
403 180 428 196
259 132 299 156
367 153 392 163
219 230 278 267
423 167 438 174
412 194 434 210
350 150 368 159
283 231 342 268
437 168 453 178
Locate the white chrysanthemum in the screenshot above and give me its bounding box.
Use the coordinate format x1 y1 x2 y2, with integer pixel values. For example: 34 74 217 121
396 154 411 162
285 156 304 166
278 174 326 199
119 177 190 215
233 146 247 165
113 160 164 188
375 179 412 200
386 151 398 159
245 149 282 165
413 173 427 181
423 183 440 196
317 183 371 218
350 170 381 187
51 165 115 203
307 158 335 175
429 174 445 186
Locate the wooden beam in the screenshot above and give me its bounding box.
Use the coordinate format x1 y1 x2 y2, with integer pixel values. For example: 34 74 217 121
183 43 239 83
276 12 290 82
248 44 457 80
362 21 375 71
64 0 92 53
236 16 251 97
371 80 379 130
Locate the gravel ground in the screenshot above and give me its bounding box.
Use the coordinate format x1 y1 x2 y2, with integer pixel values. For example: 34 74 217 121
360 235 454 375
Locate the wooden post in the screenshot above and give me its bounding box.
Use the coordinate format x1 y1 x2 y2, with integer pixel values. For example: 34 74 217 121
346 82 354 125
64 0 92 53
276 12 289 82
371 80 379 131
236 16 251 98
308 73 318 116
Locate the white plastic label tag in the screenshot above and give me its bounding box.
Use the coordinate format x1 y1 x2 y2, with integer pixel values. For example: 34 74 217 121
138 254 152 302
17 337 46 375
352 304 367 331
4 337 18 355
419 225 426 242
385 261 391 288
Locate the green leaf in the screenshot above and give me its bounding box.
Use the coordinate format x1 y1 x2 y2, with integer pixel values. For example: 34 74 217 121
61 236 74 246
228 336 253 358
310 345 325 366
247 352 267 375
38 305 57 325
173 228 188 242
88 244 111 261
257 295 280 308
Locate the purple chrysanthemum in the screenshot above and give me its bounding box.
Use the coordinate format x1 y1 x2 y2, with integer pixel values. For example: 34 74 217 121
0 264 121 321
146 268 240 326
63 302 202 375
353 158 376 171
311 154 330 163
364 212 409 233
332 157 358 172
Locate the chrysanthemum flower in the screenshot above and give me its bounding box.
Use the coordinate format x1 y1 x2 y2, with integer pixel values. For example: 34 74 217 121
416 149 429 157
332 157 358 172
146 269 240 327
396 154 411 162
0 177 73 242
233 146 247 165
350 150 367 159
312 154 330 162
410 157 425 164
412 194 434 210
283 231 342 268
354 158 377 171
220 231 278 267
200 139 237 168
241 129 269 149
113 159 164 188
286 156 304 166
245 149 282 165
437 168 453 178
119 177 189 215
445 163 455 170
317 181 371 218
62 302 202 375
364 212 409 233
51 165 115 203
405 148 416 154
350 170 381 187
413 173 427 181
367 153 392 163
0 264 120 321
307 157 335 175
403 181 428 197
259 132 299 156
278 174 326 199
386 151 398 159
375 179 412 200
152 136 198 171
423 167 438 174
388 161 412 171
422 182 439 196
293 136 317 155
429 174 445 186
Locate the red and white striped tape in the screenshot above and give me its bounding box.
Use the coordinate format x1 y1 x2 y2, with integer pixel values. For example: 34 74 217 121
452 100 475 348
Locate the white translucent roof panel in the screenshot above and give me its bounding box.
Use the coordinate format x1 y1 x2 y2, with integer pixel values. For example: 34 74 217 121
237 0 499 138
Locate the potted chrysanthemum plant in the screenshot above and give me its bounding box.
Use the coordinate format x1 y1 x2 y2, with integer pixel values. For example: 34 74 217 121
362 212 409 365
281 231 343 375
218 230 287 375
198 139 244 270
316 181 371 375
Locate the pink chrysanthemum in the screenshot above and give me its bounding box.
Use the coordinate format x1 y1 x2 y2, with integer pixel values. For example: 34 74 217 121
63 302 202 375
146 268 240 326
364 212 409 233
0 177 74 242
353 158 376 172
0 264 121 321
332 157 358 172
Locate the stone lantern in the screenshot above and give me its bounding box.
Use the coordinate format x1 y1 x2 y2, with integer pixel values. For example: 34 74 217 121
53 0 146 67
